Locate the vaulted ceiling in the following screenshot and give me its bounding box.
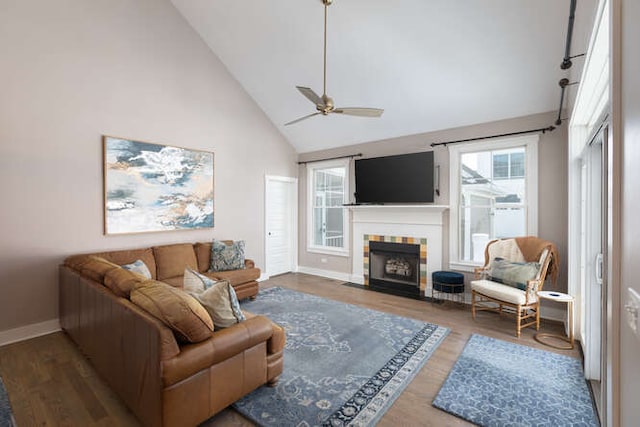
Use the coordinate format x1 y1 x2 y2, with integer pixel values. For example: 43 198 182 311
170 0 596 153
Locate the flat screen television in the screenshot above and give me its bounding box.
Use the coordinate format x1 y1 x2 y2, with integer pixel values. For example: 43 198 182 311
354 151 434 204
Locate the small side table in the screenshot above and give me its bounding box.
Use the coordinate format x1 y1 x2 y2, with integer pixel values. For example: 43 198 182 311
534 291 574 350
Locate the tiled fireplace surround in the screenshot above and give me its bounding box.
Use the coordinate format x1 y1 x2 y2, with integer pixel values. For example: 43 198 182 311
349 205 449 295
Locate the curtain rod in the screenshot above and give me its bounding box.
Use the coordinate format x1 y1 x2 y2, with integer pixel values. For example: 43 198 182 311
430 126 555 148
297 153 363 165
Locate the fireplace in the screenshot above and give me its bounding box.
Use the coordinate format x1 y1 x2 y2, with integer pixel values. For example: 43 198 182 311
368 240 422 298
350 206 446 295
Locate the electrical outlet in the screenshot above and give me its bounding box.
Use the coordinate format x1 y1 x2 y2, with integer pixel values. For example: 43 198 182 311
625 288 640 337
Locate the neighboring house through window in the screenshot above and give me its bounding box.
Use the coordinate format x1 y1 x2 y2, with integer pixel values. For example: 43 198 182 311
449 135 538 271
307 159 349 256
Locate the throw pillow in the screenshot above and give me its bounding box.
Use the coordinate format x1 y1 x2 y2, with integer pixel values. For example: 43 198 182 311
209 240 245 272
488 258 541 291
183 267 218 294
122 259 152 279
130 279 214 343
187 280 246 329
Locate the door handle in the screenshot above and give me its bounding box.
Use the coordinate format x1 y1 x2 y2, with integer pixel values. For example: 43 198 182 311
595 253 603 285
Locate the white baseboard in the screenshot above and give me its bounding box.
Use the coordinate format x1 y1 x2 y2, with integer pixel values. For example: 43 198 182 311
258 273 270 282
0 319 61 347
296 266 351 283
349 274 364 285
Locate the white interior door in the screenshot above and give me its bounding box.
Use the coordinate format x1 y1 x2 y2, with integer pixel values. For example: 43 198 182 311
580 132 605 381
265 175 297 277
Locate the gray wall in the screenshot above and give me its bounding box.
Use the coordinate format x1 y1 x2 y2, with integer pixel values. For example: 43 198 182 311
618 0 640 424
0 0 297 333
298 111 569 293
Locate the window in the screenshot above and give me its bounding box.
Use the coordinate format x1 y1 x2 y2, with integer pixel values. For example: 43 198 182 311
493 151 525 179
449 135 538 271
307 159 349 255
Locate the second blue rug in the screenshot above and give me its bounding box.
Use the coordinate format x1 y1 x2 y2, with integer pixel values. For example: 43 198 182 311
433 334 599 427
233 287 449 426
0 377 16 427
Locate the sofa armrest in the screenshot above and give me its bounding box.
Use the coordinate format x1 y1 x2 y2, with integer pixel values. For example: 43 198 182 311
161 315 275 387
268 322 286 355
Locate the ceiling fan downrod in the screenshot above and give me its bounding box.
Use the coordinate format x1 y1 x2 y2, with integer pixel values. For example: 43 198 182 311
283 0 383 126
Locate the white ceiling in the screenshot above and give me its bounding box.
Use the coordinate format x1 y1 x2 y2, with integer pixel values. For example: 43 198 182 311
170 0 596 153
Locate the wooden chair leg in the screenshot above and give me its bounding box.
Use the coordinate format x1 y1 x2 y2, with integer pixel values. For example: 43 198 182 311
536 303 540 330
471 291 476 319
516 305 522 337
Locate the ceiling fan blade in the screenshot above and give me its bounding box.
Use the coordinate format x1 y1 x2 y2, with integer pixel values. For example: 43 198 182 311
284 112 322 126
333 107 384 117
296 86 324 106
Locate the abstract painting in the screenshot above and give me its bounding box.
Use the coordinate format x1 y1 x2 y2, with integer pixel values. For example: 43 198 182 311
103 136 214 235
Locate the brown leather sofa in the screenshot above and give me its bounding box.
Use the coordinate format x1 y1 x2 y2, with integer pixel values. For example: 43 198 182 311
59 242 285 427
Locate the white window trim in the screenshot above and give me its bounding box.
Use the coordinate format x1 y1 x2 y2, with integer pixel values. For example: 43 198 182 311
448 134 539 272
306 158 350 257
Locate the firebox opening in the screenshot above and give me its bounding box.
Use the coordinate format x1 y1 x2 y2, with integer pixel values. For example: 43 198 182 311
368 240 421 298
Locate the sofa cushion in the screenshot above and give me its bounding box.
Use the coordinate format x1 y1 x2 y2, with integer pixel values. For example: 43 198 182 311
91 248 157 280
488 258 540 291
204 267 260 286
153 244 198 281
104 267 148 298
209 240 245 272
122 259 152 279
194 242 213 273
130 279 213 343
162 276 184 288
184 268 218 293
186 273 245 329
65 255 121 283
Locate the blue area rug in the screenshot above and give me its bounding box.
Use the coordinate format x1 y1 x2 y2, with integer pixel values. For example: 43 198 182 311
0 377 16 427
432 334 599 427
232 287 449 426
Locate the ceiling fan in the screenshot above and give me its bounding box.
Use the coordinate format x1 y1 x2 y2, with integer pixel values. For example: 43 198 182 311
284 0 384 126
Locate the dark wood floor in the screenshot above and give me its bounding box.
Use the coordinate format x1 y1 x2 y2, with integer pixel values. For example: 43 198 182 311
0 273 580 427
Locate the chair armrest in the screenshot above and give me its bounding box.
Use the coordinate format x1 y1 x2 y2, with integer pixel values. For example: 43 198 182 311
245 259 255 269
525 279 543 304
474 266 489 280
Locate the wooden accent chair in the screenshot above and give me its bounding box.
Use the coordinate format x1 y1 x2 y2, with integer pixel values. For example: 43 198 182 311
471 236 558 337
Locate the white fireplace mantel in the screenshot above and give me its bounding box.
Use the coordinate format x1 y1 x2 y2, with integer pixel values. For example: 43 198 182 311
349 205 449 286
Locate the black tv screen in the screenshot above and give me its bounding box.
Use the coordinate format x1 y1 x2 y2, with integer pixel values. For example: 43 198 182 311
355 151 434 204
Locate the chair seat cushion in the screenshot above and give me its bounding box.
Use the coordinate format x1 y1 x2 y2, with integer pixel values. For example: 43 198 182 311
471 279 536 305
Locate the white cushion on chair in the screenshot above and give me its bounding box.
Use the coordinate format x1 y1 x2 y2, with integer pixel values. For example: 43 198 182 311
471 279 536 305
